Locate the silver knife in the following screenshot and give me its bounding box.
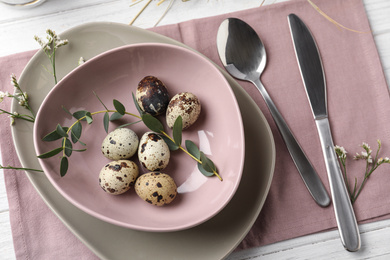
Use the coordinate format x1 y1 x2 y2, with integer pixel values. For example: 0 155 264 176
288 13 361 252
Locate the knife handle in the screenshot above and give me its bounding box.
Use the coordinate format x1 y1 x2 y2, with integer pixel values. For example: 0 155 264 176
252 78 330 207
316 118 361 251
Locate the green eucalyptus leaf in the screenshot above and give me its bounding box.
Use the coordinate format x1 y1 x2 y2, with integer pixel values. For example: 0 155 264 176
161 135 179 151
42 128 67 142
117 120 142 128
71 122 82 143
62 106 73 117
200 152 216 172
72 148 87 152
60 156 68 177
198 163 214 177
132 92 144 116
64 138 73 157
142 114 164 133
110 112 123 121
37 147 63 159
173 116 182 146
185 140 200 159
103 112 109 133
56 124 68 138
78 139 87 146
73 110 89 121
93 91 109 110
113 99 125 115
85 112 93 124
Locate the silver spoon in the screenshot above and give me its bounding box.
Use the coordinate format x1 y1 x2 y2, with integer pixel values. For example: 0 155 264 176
216 18 330 207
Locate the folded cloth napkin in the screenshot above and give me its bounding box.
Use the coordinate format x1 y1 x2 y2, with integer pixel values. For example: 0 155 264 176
1 0 390 258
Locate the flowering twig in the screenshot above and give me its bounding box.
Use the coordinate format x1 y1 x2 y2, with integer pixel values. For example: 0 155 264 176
34 29 69 84
0 74 35 125
335 140 390 204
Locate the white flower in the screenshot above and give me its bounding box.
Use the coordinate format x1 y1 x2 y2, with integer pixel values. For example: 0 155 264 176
335 145 347 159
78 57 86 66
0 91 7 102
361 142 372 153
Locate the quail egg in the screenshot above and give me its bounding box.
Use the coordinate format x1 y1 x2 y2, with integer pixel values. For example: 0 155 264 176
136 76 170 116
138 132 170 171
135 172 177 206
99 160 139 195
101 128 139 160
166 92 201 130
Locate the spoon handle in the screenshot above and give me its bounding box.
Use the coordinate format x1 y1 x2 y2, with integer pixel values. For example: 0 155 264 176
252 78 330 207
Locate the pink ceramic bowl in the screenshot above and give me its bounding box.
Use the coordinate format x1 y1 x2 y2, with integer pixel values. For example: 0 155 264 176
33 43 244 231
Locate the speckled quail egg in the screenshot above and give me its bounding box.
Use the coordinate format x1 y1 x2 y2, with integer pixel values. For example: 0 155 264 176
136 76 170 116
138 132 170 171
101 128 139 160
166 92 201 130
135 172 177 206
99 160 139 195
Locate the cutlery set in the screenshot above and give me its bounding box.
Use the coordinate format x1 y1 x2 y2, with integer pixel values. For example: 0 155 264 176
217 14 361 251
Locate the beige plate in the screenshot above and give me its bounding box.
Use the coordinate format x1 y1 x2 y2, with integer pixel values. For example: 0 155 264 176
11 22 275 259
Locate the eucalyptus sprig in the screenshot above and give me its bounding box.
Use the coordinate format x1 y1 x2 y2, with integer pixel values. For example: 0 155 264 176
335 140 390 204
132 93 222 181
38 98 141 176
39 93 222 181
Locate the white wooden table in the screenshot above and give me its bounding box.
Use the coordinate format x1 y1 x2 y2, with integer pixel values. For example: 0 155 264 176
1 0 389 259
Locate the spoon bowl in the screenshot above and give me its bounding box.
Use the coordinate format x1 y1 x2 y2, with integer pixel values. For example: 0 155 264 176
217 18 266 82
216 18 330 207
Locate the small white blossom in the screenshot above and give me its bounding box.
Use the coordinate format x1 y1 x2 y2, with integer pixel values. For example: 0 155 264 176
78 57 86 66
0 91 8 102
335 145 347 159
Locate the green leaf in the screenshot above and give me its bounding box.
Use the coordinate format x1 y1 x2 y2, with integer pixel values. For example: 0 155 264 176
110 112 123 121
60 156 68 177
73 110 89 121
56 124 68 138
37 147 63 159
132 92 144 116
64 138 72 157
42 128 68 142
113 99 125 115
103 112 109 133
173 116 182 146
93 91 109 110
185 140 200 159
141 114 164 133
161 135 179 151
197 152 216 177
200 152 216 172
117 120 142 128
71 122 82 143
198 163 214 177
71 148 87 152
62 106 73 117
85 112 93 124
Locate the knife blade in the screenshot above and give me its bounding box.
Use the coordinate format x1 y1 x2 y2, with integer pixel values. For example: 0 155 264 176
288 13 361 252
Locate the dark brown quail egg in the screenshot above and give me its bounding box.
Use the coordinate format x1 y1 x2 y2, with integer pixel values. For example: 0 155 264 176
138 132 170 171
136 76 170 116
135 172 177 206
166 92 201 130
101 128 139 160
99 160 139 195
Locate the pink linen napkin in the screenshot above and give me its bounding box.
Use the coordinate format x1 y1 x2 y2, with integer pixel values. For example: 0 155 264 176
1 0 390 258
